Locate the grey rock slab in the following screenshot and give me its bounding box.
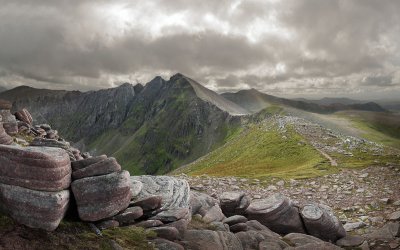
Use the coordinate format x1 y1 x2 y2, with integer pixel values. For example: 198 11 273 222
202 205 225 223
149 226 180 241
0 183 69 231
336 235 365 247
130 175 190 210
343 221 366 232
223 215 248 226
72 157 121 180
388 210 400 221
114 206 143 225
152 238 184 250
183 230 243 250
150 208 190 223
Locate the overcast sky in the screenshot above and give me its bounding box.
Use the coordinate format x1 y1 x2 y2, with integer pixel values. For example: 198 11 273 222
0 0 399 99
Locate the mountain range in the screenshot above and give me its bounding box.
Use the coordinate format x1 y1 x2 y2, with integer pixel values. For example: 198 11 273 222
1 73 397 175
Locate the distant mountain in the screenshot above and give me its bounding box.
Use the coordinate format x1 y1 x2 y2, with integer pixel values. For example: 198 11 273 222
295 97 364 106
222 89 386 113
0 74 241 174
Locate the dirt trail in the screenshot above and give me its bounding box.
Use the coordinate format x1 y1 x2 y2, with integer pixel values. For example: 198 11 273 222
315 148 338 167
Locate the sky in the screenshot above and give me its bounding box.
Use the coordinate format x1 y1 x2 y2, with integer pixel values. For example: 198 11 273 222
0 0 399 99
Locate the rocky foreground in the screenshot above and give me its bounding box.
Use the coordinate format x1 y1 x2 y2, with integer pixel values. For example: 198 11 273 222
0 100 399 250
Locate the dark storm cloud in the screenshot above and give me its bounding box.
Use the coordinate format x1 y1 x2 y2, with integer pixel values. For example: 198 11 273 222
0 0 399 98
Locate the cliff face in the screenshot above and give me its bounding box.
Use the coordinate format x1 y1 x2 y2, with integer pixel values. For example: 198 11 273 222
0 74 241 174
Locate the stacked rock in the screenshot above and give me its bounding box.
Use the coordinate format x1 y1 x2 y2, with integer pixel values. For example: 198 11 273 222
0 145 71 231
14 108 33 125
0 99 18 135
71 155 132 222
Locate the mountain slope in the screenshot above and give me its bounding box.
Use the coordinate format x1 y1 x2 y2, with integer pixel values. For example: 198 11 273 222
0 86 6 93
222 89 386 114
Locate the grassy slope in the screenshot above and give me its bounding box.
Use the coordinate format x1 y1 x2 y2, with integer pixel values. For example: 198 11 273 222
178 124 332 179
334 111 400 149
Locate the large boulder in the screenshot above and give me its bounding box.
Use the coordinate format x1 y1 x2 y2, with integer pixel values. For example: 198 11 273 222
0 145 71 191
219 192 250 217
71 155 107 171
183 230 243 250
245 193 305 234
0 183 69 231
236 230 288 250
0 110 18 135
283 233 342 250
71 170 132 221
130 176 190 210
190 190 219 216
300 203 346 242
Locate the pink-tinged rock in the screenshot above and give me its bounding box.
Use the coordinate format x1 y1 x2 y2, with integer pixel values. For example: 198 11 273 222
0 110 18 135
71 170 132 222
245 193 306 234
71 155 108 171
0 99 12 110
0 145 71 191
0 183 70 231
72 157 121 180
14 109 33 125
0 123 13 145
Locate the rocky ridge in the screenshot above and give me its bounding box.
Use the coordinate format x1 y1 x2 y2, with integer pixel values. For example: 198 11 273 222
0 99 399 249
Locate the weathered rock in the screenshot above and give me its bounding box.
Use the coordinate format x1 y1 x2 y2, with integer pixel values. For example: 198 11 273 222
389 210 400 221
130 176 190 210
152 238 184 250
150 227 180 241
183 230 243 250
245 194 305 234
30 138 70 150
230 223 248 233
72 157 121 180
130 195 162 211
71 170 132 221
114 206 143 225
220 192 250 217
151 208 190 223
135 219 164 228
245 220 279 236
0 183 69 231
0 99 12 110
368 222 400 240
210 221 230 232
300 203 346 242
343 221 366 232
202 205 226 223
336 235 365 247
0 145 71 191
223 215 248 226
287 242 342 250
130 179 143 198
14 109 33 125
71 155 108 171
283 233 323 247
0 110 18 135
97 220 120 230
236 230 287 250
163 218 190 236
190 190 219 216
0 123 13 145
259 238 289 250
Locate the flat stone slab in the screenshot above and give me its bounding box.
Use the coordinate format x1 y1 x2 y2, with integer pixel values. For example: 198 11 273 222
71 170 132 221
0 145 71 191
72 157 121 180
0 183 70 231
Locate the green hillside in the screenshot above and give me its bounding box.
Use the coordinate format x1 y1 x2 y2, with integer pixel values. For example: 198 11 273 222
177 124 333 179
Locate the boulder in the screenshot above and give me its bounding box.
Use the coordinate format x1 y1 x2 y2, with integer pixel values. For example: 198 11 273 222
150 227 181 241
150 208 190 223
219 192 250 217
0 183 69 231
135 220 164 228
183 230 243 250
245 194 305 234
130 176 190 210
202 205 225 223
71 170 132 221
223 215 248 226
336 235 365 248
368 222 400 240
190 190 219 216
283 233 324 246
0 110 18 135
130 179 143 198
72 157 121 180
0 145 71 191
236 230 287 250
14 109 33 125
300 203 346 242
97 220 120 230
114 206 143 225
230 223 248 233
0 123 13 145
71 155 108 171
152 238 184 250
130 195 162 211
